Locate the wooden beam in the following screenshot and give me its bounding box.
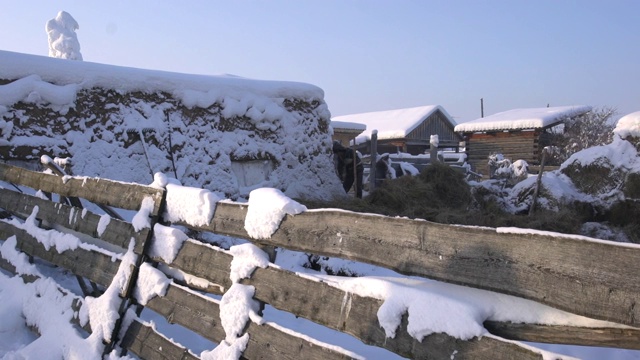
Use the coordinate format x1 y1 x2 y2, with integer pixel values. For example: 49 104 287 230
145 282 364 360
155 239 601 358
484 321 640 350
0 222 119 286
144 283 226 342
0 188 146 253
120 321 200 360
0 162 164 213
186 202 640 328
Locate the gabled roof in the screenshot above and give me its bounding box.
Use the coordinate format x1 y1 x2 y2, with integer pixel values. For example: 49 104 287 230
454 105 592 133
330 120 367 132
331 105 456 141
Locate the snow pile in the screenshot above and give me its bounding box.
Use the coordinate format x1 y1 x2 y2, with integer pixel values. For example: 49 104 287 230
45 11 83 61
134 262 170 305
0 74 78 108
475 132 640 242
82 241 137 346
164 183 220 227
614 111 640 139
201 333 249 360
0 118 13 141
131 197 155 231
244 188 307 239
97 214 111 237
561 136 639 171
149 223 189 263
204 244 269 359
218 284 262 342
229 243 270 283
1 236 39 277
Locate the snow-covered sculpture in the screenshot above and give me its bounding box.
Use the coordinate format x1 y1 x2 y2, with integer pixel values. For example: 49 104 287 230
46 11 83 61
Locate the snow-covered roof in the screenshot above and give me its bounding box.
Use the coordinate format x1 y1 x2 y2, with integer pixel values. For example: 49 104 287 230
331 105 455 141
330 120 367 131
614 111 640 139
454 105 592 133
0 50 324 103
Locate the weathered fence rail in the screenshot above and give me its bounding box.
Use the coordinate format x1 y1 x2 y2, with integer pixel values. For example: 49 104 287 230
1 162 639 359
202 202 640 327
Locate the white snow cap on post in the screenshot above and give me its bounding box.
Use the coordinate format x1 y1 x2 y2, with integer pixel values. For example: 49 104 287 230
430 134 439 147
46 11 83 61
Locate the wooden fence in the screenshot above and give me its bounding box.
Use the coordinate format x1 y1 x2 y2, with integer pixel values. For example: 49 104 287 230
0 161 639 359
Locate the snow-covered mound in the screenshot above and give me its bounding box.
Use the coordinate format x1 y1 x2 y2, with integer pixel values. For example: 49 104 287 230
0 50 344 201
614 111 640 146
503 137 639 210
495 112 640 210
470 115 639 242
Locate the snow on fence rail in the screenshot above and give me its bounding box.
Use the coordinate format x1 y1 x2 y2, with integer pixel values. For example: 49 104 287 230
0 162 639 359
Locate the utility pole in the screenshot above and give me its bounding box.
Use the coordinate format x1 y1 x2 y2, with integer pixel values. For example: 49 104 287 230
481 98 484 118
369 130 378 192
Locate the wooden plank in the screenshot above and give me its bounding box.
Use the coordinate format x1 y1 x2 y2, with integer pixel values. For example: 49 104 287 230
0 188 146 253
468 141 536 148
189 202 640 327
159 240 581 358
40 160 124 221
158 240 233 290
469 131 537 140
121 320 199 360
484 321 640 350
0 222 119 286
0 162 164 213
244 263 636 357
145 283 227 342
243 321 360 360
145 282 363 360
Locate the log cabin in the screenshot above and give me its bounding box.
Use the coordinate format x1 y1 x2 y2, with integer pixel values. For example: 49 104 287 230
454 105 592 177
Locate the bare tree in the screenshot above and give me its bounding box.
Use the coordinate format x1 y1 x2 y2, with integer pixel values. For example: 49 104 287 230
546 106 617 164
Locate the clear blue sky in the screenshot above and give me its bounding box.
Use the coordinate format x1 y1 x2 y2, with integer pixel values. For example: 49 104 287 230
1 0 638 122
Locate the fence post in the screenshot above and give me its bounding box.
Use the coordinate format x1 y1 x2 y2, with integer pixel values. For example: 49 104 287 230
104 189 167 356
369 130 378 192
529 147 549 216
430 135 439 163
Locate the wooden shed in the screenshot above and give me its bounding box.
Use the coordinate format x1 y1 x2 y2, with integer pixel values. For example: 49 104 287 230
330 120 366 146
331 105 462 155
454 106 592 176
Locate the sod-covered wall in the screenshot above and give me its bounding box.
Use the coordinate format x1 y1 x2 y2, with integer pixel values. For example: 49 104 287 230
0 51 344 201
